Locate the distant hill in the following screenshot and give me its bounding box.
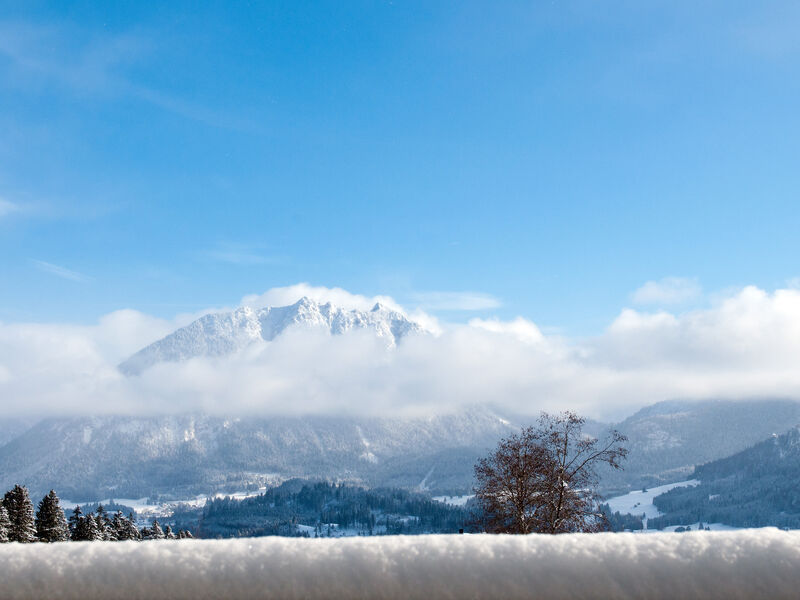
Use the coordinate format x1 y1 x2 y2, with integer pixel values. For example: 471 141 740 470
648 426 800 529
599 399 800 495
0 410 516 501
3 399 800 504
174 479 472 538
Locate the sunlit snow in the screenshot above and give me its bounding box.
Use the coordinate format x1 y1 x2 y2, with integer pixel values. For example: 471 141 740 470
1 530 799 599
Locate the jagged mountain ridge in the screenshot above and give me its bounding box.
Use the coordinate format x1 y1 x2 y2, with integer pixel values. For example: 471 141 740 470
120 296 425 375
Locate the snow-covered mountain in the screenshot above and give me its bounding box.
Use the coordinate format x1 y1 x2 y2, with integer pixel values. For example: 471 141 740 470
0 409 517 501
3 399 800 503
120 297 425 375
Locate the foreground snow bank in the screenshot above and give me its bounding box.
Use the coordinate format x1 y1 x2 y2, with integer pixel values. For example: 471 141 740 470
1 530 799 599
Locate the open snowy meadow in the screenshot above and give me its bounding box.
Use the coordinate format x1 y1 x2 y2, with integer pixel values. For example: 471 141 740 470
1 530 799 599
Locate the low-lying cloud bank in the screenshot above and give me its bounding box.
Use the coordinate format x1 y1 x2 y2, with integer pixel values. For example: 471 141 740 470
3 283 800 419
1 530 799 599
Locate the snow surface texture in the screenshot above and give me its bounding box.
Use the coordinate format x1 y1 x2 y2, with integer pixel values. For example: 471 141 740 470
1 531 800 599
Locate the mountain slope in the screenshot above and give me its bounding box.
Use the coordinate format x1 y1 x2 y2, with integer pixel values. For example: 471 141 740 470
599 399 800 494
120 297 424 375
0 410 516 501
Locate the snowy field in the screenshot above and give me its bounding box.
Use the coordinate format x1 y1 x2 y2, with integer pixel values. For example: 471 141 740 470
432 494 473 507
2 530 800 599
605 480 700 520
602 479 741 531
61 487 272 520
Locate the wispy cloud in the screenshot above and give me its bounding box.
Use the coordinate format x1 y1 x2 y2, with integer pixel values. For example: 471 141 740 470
632 277 702 306
0 198 19 218
409 291 501 311
31 260 91 283
204 243 281 266
0 20 252 131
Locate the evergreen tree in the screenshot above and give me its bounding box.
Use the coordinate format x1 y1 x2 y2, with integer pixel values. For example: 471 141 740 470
2 485 37 542
124 512 141 541
111 511 125 540
95 504 113 541
149 519 165 540
0 505 10 543
68 506 84 541
35 490 69 542
83 512 102 541
164 524 176 539
69 506 86 542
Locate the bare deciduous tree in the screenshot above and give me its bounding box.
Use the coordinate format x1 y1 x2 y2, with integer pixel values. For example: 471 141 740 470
474 411 627 534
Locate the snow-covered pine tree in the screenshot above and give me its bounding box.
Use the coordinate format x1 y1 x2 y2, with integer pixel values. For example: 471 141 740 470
95 504 113 541
111 511 125 540
124 512 141 540
0 505 10 543
68 506 84 541
150 519 165 540
2 485 37 542
84 512 102 541
164 524 176 539
35 490 69 542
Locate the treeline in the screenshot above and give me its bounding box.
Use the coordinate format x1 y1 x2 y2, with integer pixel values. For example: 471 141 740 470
181 479 472 538
649 478 800 530
0 484 191 543
598 504 644 532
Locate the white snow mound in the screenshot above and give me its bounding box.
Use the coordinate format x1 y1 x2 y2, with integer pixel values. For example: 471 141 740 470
1 530 799 599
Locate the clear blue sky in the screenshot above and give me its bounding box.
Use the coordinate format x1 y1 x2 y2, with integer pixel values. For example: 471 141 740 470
1 1 799 333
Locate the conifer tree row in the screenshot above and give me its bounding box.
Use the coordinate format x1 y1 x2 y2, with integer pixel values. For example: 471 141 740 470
35 490 69 542
0 485 193 543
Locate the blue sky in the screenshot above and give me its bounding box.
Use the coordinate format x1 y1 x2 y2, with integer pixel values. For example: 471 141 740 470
1 1 799 333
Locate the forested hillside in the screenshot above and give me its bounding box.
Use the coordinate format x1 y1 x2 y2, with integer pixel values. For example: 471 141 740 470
175 479 473 538
599 399 800 494
649 426 800 529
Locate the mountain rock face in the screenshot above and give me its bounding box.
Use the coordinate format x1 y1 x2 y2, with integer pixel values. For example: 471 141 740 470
599 399 800 494
0 409 517 501
119 297 425 375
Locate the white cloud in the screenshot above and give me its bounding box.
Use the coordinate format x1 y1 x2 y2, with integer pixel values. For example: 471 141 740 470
0 198 18 218
632 277 702 305
31 259 91 283
3 284 800 421
468 317 546 344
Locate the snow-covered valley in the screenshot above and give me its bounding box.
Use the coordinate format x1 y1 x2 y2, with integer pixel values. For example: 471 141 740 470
605 480 741 532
